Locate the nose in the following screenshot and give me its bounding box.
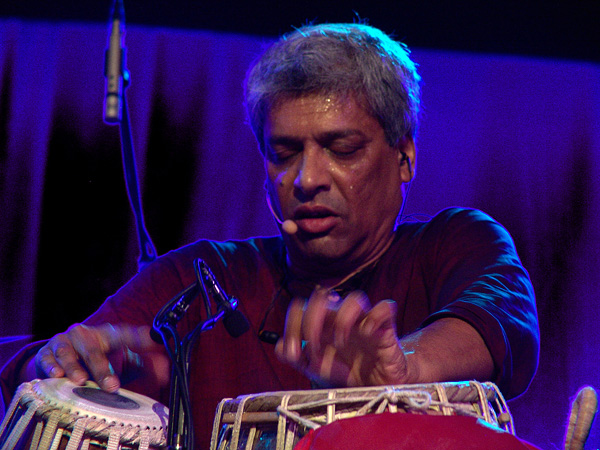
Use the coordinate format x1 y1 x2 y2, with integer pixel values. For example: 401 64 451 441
293 147 331 197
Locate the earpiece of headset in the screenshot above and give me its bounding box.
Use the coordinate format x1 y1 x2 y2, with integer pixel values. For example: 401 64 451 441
397 152 413 225
400 152 413 179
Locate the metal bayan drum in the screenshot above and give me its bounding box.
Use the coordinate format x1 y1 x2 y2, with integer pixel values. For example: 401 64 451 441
210 381 514 450
0 378 168 450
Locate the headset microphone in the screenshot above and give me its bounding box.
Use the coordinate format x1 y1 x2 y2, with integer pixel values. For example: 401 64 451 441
266 194 298 235
281 219 298 235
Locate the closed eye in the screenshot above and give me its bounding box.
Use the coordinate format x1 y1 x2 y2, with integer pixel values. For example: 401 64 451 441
265 138 302 164
327 143 363 157
322 135 368 159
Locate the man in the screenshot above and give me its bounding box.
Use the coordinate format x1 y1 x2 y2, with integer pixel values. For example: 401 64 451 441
1 23 539 448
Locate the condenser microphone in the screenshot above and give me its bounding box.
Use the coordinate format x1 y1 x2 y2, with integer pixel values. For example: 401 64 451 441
197 260 250 337
104 0 126 123
266 194 298 234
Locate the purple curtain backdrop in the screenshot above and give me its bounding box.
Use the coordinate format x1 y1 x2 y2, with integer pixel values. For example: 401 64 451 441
1 19 599 449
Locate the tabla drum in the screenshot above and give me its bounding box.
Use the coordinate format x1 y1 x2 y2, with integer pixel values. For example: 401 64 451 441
0 378 168 450
210 381 514 450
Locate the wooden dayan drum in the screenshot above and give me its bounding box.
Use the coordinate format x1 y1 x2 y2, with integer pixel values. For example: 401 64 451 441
210 381 514 450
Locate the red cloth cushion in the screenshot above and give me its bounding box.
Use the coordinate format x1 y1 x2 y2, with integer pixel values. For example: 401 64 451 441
294 413 542 450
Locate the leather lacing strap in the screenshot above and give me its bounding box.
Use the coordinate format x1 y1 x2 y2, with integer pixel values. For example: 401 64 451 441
0 381 165 450
0 386 42 450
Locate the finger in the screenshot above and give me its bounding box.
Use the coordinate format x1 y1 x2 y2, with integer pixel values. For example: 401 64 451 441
45 334 90 384
359 300 398 339
276 298 306 364
35 340 67 379
66 325 120 392
333 291 370 348
302 287 331 356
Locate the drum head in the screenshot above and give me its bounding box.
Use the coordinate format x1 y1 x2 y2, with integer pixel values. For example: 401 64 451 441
32 378 168 429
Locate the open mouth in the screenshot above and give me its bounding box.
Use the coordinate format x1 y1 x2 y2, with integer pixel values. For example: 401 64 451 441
293 207 339 234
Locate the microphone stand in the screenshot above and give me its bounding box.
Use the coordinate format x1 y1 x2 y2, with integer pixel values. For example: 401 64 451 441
104 0 157 271
153 259 248 450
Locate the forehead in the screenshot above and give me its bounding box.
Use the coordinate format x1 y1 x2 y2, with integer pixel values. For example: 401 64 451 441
265 93 380 137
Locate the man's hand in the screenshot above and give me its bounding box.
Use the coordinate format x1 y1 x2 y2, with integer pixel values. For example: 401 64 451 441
28 324 170 393
275 288 414 387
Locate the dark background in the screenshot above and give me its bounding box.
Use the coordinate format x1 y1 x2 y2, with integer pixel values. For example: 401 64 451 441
1 0 599 63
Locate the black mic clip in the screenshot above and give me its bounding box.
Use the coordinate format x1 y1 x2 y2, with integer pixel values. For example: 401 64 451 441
196 259 250 338
153 283 198 331
152 259 249 342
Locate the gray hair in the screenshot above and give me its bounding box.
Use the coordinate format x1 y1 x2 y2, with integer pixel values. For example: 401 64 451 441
244 23 421 152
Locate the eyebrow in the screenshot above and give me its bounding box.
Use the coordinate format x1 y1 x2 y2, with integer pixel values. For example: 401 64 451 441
267 129 368 147
266 136 300 148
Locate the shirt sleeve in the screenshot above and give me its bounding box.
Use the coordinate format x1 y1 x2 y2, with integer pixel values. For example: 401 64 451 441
0 246 194 409
419 208 539 399
0 237 266 408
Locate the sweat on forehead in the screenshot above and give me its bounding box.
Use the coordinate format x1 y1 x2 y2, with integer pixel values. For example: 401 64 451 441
268 92 370 119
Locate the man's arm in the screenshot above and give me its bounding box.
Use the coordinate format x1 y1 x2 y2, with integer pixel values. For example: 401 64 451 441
1 251 187 403
275 289 494 387
400 317 494 384
276 209 539 396
17 325 169 393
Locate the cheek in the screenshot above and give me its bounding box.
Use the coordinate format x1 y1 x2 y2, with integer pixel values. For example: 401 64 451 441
266 167 294 206
344 162 402 209
266 164 286 188
271 172 289 194
340 165 381 198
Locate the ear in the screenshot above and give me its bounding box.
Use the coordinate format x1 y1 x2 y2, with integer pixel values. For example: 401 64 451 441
396 137 416 183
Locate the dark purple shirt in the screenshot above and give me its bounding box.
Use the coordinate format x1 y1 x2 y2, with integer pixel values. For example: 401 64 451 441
1 208 539 448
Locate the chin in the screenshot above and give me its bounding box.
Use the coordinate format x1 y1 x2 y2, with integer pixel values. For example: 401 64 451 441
293 236 353 264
